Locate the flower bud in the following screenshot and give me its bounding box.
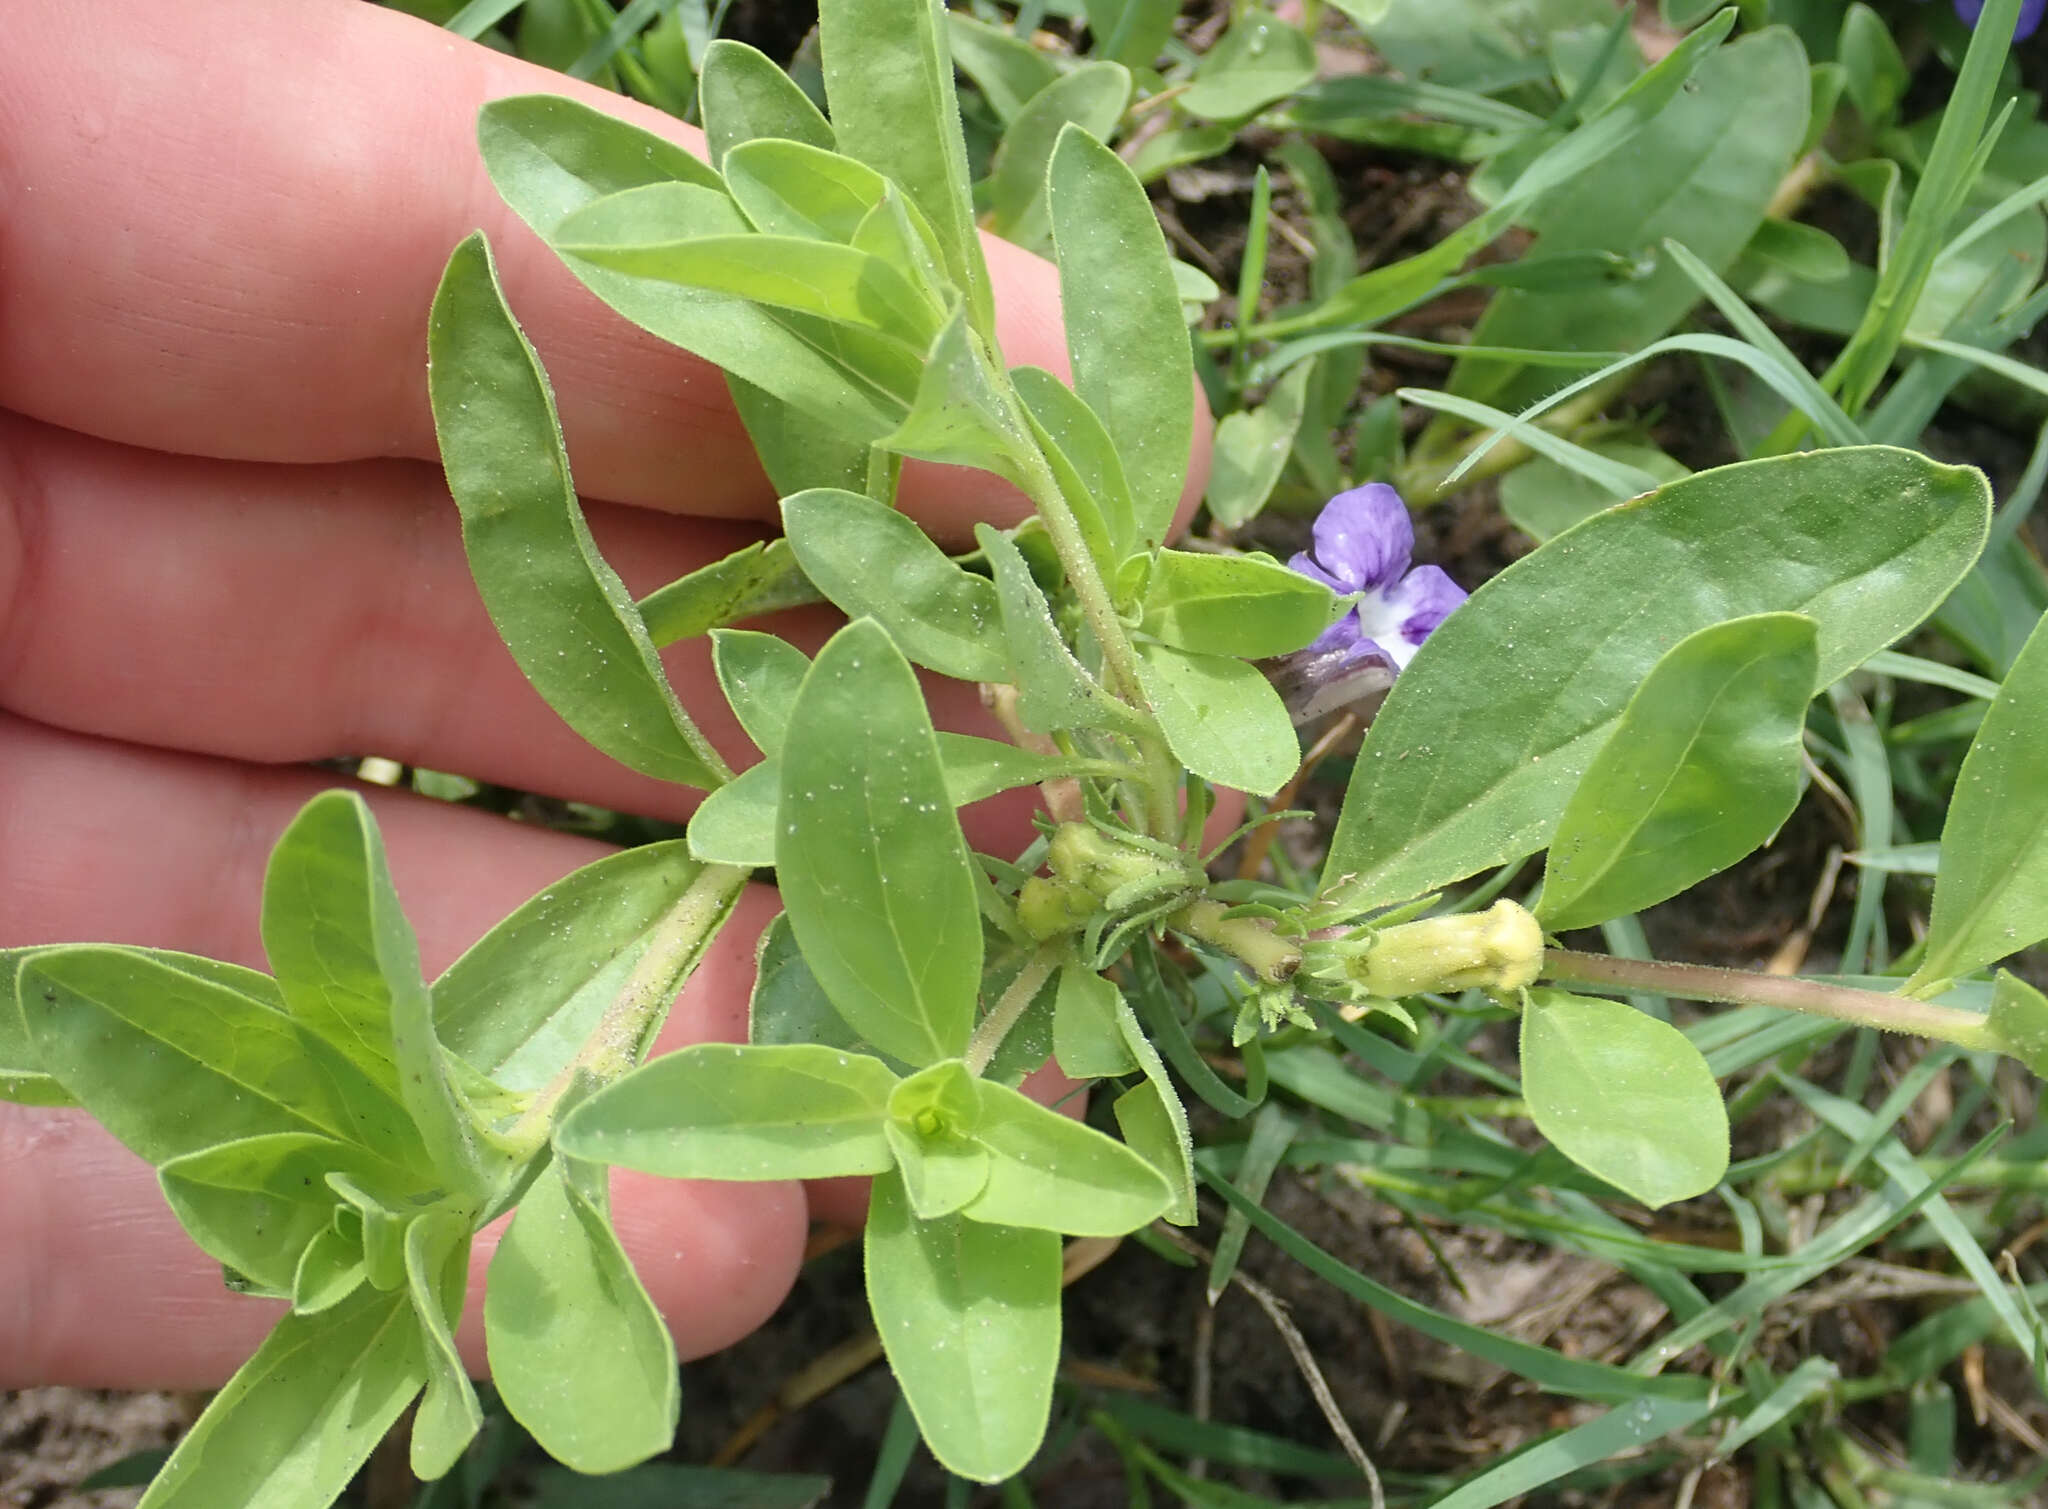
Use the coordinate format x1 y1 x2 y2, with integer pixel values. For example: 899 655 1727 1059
1356 900 1544 1000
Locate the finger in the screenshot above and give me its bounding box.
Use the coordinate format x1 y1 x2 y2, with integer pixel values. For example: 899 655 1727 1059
0 718 806 1387
0 413 1041 854
0 0 1098 538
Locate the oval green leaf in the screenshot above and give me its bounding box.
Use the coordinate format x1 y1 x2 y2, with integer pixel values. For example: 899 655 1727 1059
964 1078 1171 1236
778 620 985 1065
485 1150 679 1473
1329 448 1989 908
988 62 1132 252
1134 639 1300 797
1139 548 1337 659
1520 988 1729 1208
1048 126 1194 551
864 1170 1061 1483
560 1042 900 1179
1538 613 1819 932
783 489 1006 683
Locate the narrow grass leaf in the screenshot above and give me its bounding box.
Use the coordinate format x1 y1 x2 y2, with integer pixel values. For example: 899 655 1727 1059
1427 1395 1716 1509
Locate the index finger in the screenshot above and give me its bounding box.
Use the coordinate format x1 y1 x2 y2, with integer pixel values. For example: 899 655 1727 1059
0 0 1094 535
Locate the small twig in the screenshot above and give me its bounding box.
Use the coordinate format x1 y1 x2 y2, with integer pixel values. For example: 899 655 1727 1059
1151 1224 1386 1509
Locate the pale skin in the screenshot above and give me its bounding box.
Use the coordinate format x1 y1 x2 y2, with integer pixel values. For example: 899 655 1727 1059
0 0 1212 1389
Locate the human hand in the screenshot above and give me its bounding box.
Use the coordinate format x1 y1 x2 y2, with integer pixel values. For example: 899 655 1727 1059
0 0 1210 1389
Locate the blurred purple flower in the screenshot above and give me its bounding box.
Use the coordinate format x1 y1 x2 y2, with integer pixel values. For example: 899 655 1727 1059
1269 483 1466 724
1946 0 2043 38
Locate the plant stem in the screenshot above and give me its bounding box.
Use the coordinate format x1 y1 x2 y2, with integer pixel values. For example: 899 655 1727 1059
1009 415 1183 839
1539 949 2002 1051
503 862 750 1157
965 943 1062 1076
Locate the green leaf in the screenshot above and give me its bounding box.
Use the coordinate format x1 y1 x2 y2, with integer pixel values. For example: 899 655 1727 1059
1080 0 1178 70
698 39 835 168
1537 613 1819 932
21 946 414 1169
978 524 1145 737
1425 1394 1717 1509
1139 549 1336 660
988 63 1132 252
1011 365 1135 567
263 791 494 1196
1049 126 1194 551
1328 448 1990 908
1111 986 1197 1225
963 1078 1171 1235
486 1146 679 1473
404 1210 480 1480
433 840 727 1093
638 537 822 650
133 1285 425 1509
477 103 907 441
529 1463 834 1509
692 732 1096 870
1498 441 1690 543
1988 971 2048 1077
748 914 912 1071
687 759 779 868
1133 640 1299 797
0 947 71 1107
886 1060 990 1218
1179 14 1318 121
877 308 1036 483
1053 963 1138 1078
819 0 996 341
713 628 812 759
561 1042 900 1178
948 13 1062 122
722 138 895 244
779 620 985 1066
428 234 729 790
1204 363 1312 530
1520 988 1729 1208
157 1134 421 1299
1452 29 1809 411
723 373 870 501
557 223 944 349
1912 608 2048 988
864 1170 1061 1483
782 489 1006 682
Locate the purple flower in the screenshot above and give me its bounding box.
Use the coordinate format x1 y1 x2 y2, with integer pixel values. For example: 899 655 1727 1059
1945 0 2043 38
1269 483 1466 723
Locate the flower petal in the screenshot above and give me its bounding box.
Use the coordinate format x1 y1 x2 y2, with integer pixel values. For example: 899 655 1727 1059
1305 484 1412 592
1353 565 1466 669
1954 0 2045 35
1286 551 1351 596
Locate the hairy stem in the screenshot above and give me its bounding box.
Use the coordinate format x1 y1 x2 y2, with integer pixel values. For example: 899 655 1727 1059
1009 417 1183 839
1540 949 2002 1051
964 943 1062 1076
